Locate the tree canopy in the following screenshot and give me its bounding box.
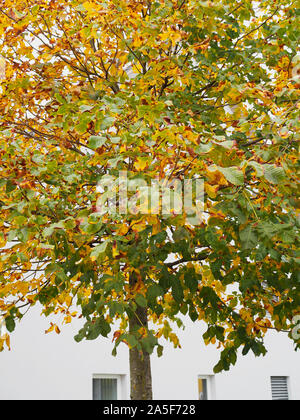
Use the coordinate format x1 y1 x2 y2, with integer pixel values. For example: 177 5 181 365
0 0 299 374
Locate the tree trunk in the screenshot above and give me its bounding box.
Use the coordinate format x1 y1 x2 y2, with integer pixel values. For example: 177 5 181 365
129 303 153 400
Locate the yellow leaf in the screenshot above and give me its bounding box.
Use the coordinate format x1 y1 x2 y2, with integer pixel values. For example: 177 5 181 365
45 323 55 334
206 168 228 186
205 183 218 198
117 224 129 235
82 1 98 14
65 295 72 307
131 218 146 232
15 281 29 296
70 272 82 284
5 333 10 350
169 332 181 348
112 242 119 257
64 315 72 324
134 157 149 171
151 217 160 235
0 57 6 80
233 256 241 268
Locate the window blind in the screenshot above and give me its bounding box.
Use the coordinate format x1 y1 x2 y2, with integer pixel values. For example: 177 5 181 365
93 378 118 400
271 376 289 400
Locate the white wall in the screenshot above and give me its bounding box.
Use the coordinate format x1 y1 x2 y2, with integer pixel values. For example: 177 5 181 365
0 306 299 400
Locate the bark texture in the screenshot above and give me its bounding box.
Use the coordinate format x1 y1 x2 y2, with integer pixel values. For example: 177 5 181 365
129 274 153 400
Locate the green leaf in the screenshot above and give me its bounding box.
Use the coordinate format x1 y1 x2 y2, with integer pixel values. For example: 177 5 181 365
97 318 111 338
247 161 264 177
256 222 276 240
189 306 198 322
263 165 286 184
5 317 15 333
172 277 184 303
40 244 55 250
109 302 124 317
43 226 54 237
141 333 157 354
239 225 258 249
157 344 164 357
88 136 107 149
81 221 102 234
195 142 213 154
242 343 251 355
135 294 147 308
90 241 109 261
100 116 115 130
184 268 200 293
127 334 138 348
108 156 122 168
86 317 111 340
14 216 27 226
229 348 237 365
213 360 224 374
74 328 86 343
240 273 259 292
6 180 17 193
173 227 190 242
217 166 244 186
212 139 235 149
54 93 66 104
146 285 163 302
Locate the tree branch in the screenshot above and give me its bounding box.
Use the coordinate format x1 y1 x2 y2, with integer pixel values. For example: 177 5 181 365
165 252 209 268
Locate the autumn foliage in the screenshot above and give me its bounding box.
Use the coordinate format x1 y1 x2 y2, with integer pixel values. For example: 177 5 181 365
0 0 299 375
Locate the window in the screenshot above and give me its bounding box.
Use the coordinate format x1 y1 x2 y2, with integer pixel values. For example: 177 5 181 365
198 375 215 400
198 378 208 400
271 376 289 400
92 374 125 400
93 378 117 400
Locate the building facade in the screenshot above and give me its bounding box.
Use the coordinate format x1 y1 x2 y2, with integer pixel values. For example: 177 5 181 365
0 306 299 400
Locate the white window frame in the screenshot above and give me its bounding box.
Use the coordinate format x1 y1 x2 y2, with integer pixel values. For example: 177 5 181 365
92 374 127 400
197 375 216 400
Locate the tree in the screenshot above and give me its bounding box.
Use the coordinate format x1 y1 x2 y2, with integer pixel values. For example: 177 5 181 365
0 0 299 400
